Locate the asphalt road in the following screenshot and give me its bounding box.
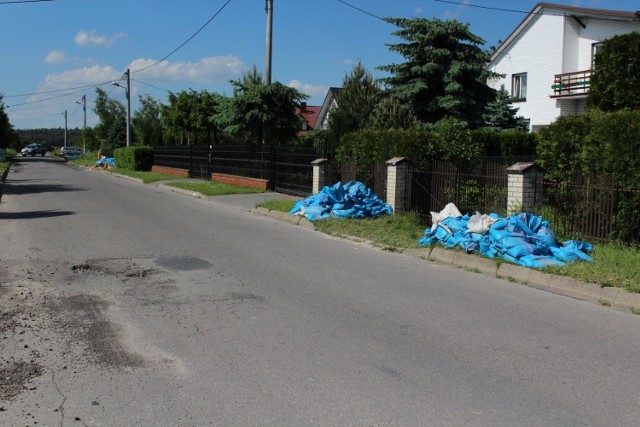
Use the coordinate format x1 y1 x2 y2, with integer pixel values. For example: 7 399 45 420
1 156 640 426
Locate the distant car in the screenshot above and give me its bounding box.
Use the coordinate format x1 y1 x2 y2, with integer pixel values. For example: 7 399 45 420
59 147 83 159
21 144 46 156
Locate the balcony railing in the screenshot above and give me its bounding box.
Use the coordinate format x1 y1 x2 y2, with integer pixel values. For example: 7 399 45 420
551 69 592 97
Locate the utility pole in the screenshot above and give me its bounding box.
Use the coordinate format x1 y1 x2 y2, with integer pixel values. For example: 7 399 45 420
264 0 275 188
76 95 86 153
113 69 131 147
125 68 131 147
63 110 68 147
265 0 273 85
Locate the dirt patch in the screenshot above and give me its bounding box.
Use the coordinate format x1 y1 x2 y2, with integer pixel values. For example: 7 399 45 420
0 360 43 401
48 294 146 369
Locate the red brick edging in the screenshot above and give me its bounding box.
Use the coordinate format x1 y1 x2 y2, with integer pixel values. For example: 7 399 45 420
211 173 269 190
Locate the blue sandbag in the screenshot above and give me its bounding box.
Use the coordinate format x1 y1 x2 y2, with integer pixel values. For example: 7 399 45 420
519 254 566 268
290 181 392 221
419 205 592 269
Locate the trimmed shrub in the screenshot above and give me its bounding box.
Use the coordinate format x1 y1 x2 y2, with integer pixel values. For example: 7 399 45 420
336 128 435 167
114 146 154 171
472 128 538 157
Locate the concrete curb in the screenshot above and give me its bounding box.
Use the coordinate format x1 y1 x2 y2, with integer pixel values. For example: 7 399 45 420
423 246 639 313
157 183 204 199
252 207 316 231
105 171 144 184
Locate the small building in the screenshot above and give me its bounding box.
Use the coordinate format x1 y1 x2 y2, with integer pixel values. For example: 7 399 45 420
315 87 341 131
487 2 640 131
295 102 321 136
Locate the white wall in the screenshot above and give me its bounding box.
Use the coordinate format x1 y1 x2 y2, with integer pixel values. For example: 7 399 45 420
489 12 640 130
576 19 640 71
489 14 566 129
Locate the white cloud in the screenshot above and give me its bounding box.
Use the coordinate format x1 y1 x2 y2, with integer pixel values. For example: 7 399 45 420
38 65 121 92
287 80 328 100
75 30 127 47
43 50 66 64
415 6 424 14
130 55 245 83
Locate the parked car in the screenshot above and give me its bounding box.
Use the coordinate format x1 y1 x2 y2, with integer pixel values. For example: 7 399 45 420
59 147 83 159
21 144 46 156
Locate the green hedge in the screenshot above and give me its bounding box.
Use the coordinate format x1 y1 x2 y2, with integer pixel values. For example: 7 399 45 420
336 123 536 168
537 109 640 186
114 146 154 171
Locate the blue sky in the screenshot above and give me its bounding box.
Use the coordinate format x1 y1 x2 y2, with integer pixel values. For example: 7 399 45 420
1 0 638 130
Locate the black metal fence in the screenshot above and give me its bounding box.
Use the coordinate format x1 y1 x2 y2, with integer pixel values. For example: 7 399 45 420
324 160 387 200
153 144 324 197
407 157 533 223
532 174 640 245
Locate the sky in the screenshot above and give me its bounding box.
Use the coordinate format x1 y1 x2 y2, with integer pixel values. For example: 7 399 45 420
1 0 638 130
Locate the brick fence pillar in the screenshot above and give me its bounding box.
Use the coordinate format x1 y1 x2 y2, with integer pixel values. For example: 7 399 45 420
311 158 327 194
385 157 410 215
506 162 545 214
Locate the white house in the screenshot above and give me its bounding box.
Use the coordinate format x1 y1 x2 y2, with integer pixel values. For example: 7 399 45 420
487 2 640 131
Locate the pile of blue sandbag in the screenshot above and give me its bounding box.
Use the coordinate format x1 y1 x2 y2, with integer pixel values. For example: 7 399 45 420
96 157 116 168
419 203 592 268
289 180 393 221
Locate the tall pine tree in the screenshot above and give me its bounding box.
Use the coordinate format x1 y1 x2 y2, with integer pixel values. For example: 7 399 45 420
378 18 498 128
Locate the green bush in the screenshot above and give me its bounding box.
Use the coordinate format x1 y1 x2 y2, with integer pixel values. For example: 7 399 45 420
336 128 435 167
114 146 154 171
472 128 538 157
537 114 591 181
336 119 536 169
537 109 640 185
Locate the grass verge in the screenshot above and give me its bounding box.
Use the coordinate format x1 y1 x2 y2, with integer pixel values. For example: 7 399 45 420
260 199 296 212
109 168 180 184
546 243 640 293
166 180 265 196
67 152 99 167
0 149 16 176
258 198 640 292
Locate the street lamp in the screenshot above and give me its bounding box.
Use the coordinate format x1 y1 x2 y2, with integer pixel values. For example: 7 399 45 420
112 68 131 147
75 95 86 153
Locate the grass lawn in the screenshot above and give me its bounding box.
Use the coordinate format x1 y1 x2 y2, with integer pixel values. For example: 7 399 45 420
258 198 640 293
109 168 181 184
1 149 16 176
166 180 265 196
67 152 99 167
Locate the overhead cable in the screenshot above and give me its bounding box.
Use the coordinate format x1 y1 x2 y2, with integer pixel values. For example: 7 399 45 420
132 0 233 74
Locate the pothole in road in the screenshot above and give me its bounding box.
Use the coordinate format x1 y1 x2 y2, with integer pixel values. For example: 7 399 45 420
71 260 157 280
72 264 105 274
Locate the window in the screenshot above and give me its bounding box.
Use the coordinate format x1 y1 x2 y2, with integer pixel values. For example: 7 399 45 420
511 73 527 102
592 42 604 69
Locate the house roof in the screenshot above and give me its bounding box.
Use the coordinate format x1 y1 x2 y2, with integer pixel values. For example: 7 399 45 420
295 104 321 129
489 2 640 65
315 87 342 130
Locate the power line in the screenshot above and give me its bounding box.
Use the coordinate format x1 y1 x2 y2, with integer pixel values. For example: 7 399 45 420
433 0 530 14
6 83 107 109
3 81 113 98
0 0 54 4
336 0 386 22
132 0 233 74
132 79 170 93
